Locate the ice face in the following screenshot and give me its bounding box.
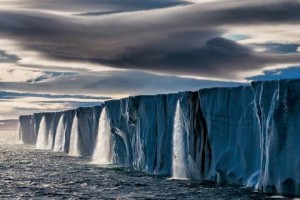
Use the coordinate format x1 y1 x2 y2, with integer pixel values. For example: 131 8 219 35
18 79 300 197
18 115 36 144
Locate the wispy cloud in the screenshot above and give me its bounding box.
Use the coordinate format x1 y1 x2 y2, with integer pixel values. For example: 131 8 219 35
0 0 300 79
0 0 300 119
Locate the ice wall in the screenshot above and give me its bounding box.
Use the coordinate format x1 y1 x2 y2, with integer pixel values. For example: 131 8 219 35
253 80 300 195
19 115 36 144
18 79 300 197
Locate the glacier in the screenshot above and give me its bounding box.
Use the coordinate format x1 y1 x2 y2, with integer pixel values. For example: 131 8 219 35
18 79 300 197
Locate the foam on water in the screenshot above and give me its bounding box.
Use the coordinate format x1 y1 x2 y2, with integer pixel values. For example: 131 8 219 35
0 143 269 199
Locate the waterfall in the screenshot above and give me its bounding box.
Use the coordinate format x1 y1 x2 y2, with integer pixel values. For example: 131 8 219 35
54 115 65 152
172 101 188 179
46 121 54 149
92 108 113 164
36 116 48 149
69 115 80 156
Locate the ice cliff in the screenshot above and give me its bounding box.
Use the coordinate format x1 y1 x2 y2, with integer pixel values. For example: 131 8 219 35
18 79 300 197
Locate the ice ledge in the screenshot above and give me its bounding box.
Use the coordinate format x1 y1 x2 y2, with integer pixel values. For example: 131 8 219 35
18 78 300 197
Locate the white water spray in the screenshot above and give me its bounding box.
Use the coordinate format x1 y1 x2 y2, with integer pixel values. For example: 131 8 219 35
69 115 80 156
92 108 113 164
46 121 54 149
172 101 188 179
54 115 65 152
36 117 48 149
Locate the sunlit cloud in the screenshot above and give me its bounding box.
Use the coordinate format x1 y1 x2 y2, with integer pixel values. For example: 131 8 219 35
0 63 50 82
0 0 300 80
0 0 300 120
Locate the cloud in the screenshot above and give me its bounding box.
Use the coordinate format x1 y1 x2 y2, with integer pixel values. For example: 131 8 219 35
0 91 110 100
247 65 300 81
0 69 241 119
251 43 299 54
0 50 18 63
0 91 109 120
0 62 80 83
0 0 187 12
1 0 300 120
0 70 241 97
0 0 300 80
96 37 299 79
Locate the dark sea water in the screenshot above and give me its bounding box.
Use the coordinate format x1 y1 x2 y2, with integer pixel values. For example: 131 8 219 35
0 133 284 199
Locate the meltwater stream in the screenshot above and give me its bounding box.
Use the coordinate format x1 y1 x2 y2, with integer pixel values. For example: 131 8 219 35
69 116 80 156
92 108 113 164
0 139 272 199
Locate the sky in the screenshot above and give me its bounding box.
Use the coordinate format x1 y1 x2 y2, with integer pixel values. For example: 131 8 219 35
0 0 300 120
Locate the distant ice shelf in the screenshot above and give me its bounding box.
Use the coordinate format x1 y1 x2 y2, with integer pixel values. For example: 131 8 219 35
18 79 300 197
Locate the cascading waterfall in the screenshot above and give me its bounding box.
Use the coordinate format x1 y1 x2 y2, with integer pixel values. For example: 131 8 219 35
261 86 279 187
46 122 54 149
172 101 188 179
18 79 300 197
36 116 48 149
92 108 113 164
54 115 66 152
69 115 80 156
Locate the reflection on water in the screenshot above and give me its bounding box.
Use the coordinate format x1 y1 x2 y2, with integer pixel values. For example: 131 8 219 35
0 144 265 199
0 133 272 199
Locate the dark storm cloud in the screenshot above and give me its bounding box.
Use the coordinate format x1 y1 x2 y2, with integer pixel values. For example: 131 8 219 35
0 0 300 79
96 37 298 78
199 0 300 25
0 50 18 63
